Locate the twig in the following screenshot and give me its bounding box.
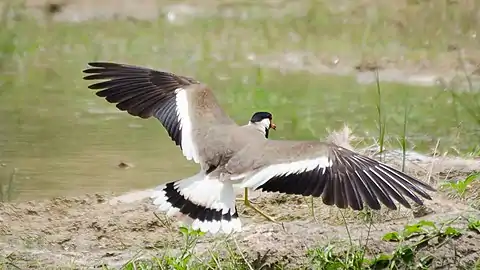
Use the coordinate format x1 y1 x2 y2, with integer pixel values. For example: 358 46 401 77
233 237 254 270
427 139 441 185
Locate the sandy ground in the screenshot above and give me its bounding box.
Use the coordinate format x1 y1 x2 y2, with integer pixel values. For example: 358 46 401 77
1 141 480 268
1 186 480 269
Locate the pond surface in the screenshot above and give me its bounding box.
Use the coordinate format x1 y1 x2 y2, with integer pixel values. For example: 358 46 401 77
1 67 478 202
0 15 478 202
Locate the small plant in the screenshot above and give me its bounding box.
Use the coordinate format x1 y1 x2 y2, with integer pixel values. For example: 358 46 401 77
467 217 480 233
377 219 463 269
399 92 412 172
440 172 480 199
370 246 434 270
468 146 480 158
121 225 205 270
374 69 387 161
308 244 368 270
308 219 464 270
168 226 206 268
382 219 462 244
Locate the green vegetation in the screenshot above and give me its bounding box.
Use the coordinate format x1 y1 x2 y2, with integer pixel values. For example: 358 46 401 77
307 218 478 270
118 218 479 269
374 70 387 161
440 172 480 200
114 226 276 270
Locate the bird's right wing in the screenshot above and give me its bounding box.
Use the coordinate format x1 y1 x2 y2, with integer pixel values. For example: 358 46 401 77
83 62 235 164
226 140 435 211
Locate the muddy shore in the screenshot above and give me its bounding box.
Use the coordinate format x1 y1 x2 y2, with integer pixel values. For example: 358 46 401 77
1 159 480 268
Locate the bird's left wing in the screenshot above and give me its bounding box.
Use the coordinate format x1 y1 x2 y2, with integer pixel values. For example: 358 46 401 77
82 62 236 164
226 140 435 211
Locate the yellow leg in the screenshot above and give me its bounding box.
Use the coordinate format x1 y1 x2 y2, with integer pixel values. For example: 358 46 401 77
238 188 285 229
309 196 318 222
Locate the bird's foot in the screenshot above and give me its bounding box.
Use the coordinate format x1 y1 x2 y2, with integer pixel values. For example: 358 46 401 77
241 188 285 231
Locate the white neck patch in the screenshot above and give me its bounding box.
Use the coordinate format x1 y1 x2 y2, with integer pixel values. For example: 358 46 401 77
259 118 271 129
248 118 271 134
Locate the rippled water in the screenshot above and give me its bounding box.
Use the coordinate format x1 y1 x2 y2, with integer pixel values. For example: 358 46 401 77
1 68 478 202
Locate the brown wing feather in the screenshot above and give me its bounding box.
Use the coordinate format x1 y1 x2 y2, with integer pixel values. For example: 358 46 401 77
82 62 234 152
229 140 435 211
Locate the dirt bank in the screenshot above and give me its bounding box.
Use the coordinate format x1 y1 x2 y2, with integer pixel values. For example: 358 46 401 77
1 182 480 268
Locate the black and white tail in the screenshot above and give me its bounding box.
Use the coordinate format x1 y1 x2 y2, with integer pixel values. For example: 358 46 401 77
151 173 241 234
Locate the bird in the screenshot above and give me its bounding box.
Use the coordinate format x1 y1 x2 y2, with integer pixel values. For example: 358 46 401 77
82 62 436 235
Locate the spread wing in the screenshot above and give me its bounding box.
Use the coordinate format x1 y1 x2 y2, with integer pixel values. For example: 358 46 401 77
227 140 435 211
83 62 235 163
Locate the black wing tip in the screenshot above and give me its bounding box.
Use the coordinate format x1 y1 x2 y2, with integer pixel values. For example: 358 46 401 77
82 69 94 77
83 75 99 81
424 184 437 192
87 61 120 68
82 61 127 75
398 171 437 193
421 192 433 200
88 83 100 89
256 154 437 214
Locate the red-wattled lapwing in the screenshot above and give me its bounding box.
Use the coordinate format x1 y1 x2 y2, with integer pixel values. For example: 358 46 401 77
83 62 436 235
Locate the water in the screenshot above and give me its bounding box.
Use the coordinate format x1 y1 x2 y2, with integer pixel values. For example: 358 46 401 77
0 12 478 202
1 68 478 202
0 103 198 201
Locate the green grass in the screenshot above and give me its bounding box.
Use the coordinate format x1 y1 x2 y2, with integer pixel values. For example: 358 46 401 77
374 70 387 161
441 172 480 200
95 226 275 270
305 218 476 269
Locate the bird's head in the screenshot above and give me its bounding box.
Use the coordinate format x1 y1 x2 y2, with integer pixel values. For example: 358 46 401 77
249 111 276 138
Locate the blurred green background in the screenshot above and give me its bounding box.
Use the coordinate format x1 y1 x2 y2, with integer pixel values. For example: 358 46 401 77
0 0 479 201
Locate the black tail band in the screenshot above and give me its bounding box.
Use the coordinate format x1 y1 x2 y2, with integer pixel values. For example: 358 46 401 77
164 182 238 222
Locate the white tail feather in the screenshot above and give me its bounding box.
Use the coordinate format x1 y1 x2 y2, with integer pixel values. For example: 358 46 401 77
151 172 241 234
